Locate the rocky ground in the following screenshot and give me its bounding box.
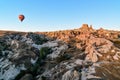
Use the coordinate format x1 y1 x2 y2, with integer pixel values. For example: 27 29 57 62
0 24 120 80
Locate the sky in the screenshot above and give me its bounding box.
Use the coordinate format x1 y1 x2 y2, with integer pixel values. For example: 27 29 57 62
0 0 120 32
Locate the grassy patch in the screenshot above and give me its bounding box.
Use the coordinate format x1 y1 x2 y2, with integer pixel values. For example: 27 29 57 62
39 47 51 59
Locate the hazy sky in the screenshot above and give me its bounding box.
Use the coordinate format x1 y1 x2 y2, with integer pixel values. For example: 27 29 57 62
0 0 120 32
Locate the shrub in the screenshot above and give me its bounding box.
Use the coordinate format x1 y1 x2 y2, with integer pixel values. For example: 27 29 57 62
39 47 51 59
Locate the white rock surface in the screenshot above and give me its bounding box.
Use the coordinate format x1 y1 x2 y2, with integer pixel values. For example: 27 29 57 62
0 59 26 80
62 70 80 80
47 44 68 59
74 59 83 65
42 41 58 48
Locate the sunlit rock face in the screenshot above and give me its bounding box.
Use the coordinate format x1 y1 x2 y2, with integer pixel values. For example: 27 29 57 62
85 38 113 62
0 24 120 80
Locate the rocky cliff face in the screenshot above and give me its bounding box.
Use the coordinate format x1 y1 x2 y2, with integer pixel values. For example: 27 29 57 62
0 24 120 80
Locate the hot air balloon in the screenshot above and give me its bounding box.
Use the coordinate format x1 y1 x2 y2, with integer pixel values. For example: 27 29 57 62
18 14 25 22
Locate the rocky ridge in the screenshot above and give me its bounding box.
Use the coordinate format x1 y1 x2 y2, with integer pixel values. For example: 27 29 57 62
0 24 120 80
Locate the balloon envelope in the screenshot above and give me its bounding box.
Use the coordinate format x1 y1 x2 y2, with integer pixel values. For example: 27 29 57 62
18 14 25 22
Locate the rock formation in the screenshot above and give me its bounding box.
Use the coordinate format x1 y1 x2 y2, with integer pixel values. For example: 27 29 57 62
0 24 120 80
